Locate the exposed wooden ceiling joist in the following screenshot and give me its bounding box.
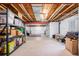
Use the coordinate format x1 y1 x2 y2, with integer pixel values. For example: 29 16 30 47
0 3 78 23
0 4 6 11
11 4 25 15
41 4 53 19
22 4 36 21
48 4 67 21
46 4 61 20
1 4 18 15
55 8 78 22
18 4 34 21
52 4 77 21
10 4 31 22
1 4 29 22
22 15 30 22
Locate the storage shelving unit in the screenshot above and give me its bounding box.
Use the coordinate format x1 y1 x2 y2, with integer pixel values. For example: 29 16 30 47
0 9 26 56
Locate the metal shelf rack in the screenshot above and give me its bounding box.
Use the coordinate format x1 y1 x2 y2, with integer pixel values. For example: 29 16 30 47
0 9 26 56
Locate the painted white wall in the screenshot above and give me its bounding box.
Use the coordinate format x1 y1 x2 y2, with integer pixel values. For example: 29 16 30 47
45 22 59 38
49 22 59 38
60 19 69 36
25 25 46 35
60 14 79 36
30 26 46 35
45 24 50 37
45 14 79 38
25 26 31 33
77 8 79 32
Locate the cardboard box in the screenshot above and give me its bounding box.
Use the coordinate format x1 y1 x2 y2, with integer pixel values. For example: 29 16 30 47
0 15 6 23
0 29 10 34
11 29 17 36
16 30 23 36
65 37 78 55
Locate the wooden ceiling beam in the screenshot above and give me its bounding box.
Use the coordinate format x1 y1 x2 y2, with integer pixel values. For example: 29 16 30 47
41 4 53 19
48 4 67 21
22 4 36 21
2 4 30 22
22 15 31 22
18 4 34 21
0 4 6 10
10 4 25 15
52 4 77 21
2 4 18 15
46 4 61 20
54 8 78 22
10 4 31 22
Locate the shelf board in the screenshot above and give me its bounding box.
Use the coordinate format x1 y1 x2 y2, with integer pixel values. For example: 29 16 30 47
0 35 25 43
0 53 6 56
0 23 25 28
9 35 25 39
14 16 24 22
0 13 7 15
0 23 6 25
0 33 6 35
8 24 25 28
8 35 25 42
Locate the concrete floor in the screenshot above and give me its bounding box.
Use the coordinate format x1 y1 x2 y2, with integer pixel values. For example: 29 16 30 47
10 36 72 56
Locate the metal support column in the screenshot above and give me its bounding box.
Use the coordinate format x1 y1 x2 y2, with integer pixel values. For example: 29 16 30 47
58 21 60 34
6 9 9 56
